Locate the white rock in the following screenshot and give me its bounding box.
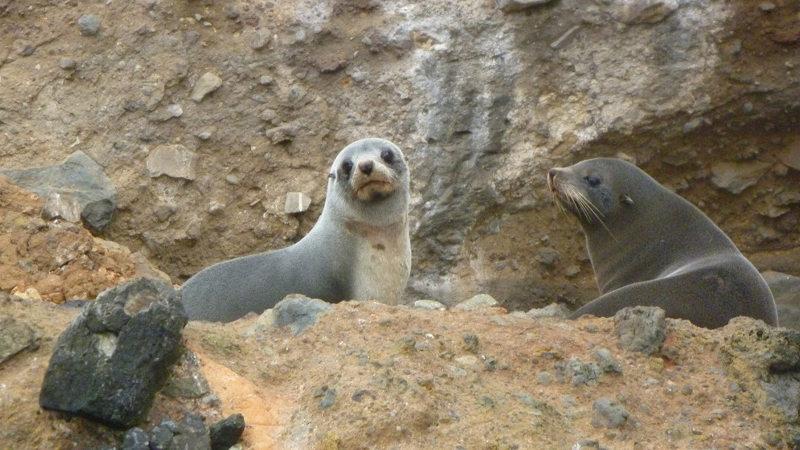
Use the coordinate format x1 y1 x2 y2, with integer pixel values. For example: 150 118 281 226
413 300 446 310
191 72 223 102
146 144 198 180
284 192 311 214
454 294 498 311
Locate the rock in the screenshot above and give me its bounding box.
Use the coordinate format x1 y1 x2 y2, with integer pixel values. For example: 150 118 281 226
209 414 245 450
462 334 480 353
762 271 800 329
556 357 601 386
166 103 183 118
13 39 34 56
777 143 800 172
273 294 332 335
528 303 571 319
284 192 311 214
455 355 479 367
1 151 117 232
591 397 629 428
0 317 39 365
148 420 176 450
413 299 446 310
259 75 273 86
146 144 197 180
535 247 560 268
265 124 298 144
248 28 271 50
536 371 554 385
191 72 223 102
39 278 187 428
454 294 498 311
496 0 553 13
593 347 622 374
122 427 150 450
77 14 100 36
58 58 76 70
614 306 666 355
163 351 211 399
170 414 211 450
616 0 678 24
710 161 772 194
315 386 337 409
758 2 776 12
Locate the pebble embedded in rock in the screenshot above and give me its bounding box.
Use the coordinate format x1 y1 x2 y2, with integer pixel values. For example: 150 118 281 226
166 104 183 118
39 278 187 429
614 306 666 355
209 414 245 450
591 397 629 428
170 414 211 450
759 2 776 12
59 58 77 70
454 294 498 311
462 333 479 353
593 347 622 374
259 75 273 86
0 317 39 365
122 427 149 450
413 299 446 310
77 14 101 36
527 303 571 319
284 192 311 214
556 357 600 386
248 28 271 50
191 72 223 102
273 294 332 335
316 386 337 409
535 247 560 268
146 144 198 181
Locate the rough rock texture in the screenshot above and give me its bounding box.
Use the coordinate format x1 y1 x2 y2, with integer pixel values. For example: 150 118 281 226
1 1 797 311
272 294 333 335
0 177 168 303
1 151 116 232
39 278 188 428
2 295 800 448
209 414 246 450
0 314 39 365
614 306 667 355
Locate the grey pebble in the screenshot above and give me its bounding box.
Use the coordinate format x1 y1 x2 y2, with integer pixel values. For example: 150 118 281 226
78 14 101 36
591 397 629 428
59 58 77 70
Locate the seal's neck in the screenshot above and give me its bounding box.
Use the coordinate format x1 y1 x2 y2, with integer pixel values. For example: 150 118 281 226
584 187 735 293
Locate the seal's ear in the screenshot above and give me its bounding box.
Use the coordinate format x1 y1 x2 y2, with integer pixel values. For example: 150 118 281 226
620 194 634 206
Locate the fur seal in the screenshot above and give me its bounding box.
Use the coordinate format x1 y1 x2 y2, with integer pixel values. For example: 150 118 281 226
548 158 777 329
182 138 411 322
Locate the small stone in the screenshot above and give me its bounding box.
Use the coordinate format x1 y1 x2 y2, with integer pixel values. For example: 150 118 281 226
265 124 298 144
593 348 622 374
170 414 210 450
209 414 245 450
284 192 311 214
592 397 629 428
225 174 240 185
223 5 240 19
191 72 223 102
146 144 197 180
316 386 336 409
681 385 693 395
710 161 772 194
259 75 273 86
273 294 331 335
166 104 183 118
413 300 446 310
149 421 175 450
78 14 101 36
462 334 479 353
759 2 776 12
614 306 666 355
742 102 754 114
564 264 581 277
455 355 479 367
556 357 600 386
59 58 77 70
572 439 602 449
163 351 210 399
535 247 560 268
197 130 212 141
0 317 39 365
454 294 498 311
536 371 554 385
527 303 571 319
496 0 553 13
248 28 271 50
122 427 149 450
208 201 225 215
13 39 35 56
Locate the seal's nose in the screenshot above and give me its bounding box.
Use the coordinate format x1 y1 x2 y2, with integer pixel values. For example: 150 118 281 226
359 160 374 175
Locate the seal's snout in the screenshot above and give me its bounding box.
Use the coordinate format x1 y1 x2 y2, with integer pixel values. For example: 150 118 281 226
547 168 561 192
359 160 374 175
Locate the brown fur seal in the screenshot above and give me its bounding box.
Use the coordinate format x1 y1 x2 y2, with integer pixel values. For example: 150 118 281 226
182 138 411 322
548 158 777 329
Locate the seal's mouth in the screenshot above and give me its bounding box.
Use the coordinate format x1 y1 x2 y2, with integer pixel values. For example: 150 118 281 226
547 168 602 224
352 174 397 202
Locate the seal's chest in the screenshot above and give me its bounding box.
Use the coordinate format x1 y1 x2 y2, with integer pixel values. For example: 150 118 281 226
346 221 410 304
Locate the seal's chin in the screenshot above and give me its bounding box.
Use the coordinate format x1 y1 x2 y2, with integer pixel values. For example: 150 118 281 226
354 180 397 202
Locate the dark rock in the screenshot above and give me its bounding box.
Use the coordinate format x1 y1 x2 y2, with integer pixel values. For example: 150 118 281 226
77 14 101 36
39 278 187 429
614 306 666 355
273 294 332 335
170 414 211 450
496 0 553 13
0 317 39 365
762 271 800 329
591 397 629 428
209 413 245 450
121 427 149 450
1 151 117 232
162 351 211 399
148 421 175 450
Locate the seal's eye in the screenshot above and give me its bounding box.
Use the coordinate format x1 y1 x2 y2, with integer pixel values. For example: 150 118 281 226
341 160 353 177
380 148 395 164
584 175 601 187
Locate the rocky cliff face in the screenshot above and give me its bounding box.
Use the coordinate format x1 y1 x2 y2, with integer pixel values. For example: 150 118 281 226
1 0 798 309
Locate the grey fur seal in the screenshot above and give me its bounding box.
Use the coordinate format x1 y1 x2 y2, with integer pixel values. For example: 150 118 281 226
548 158 777 329
182 138 411 322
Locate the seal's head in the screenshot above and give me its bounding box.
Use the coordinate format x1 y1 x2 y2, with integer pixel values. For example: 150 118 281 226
547 158 644 231
326 138 410 226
